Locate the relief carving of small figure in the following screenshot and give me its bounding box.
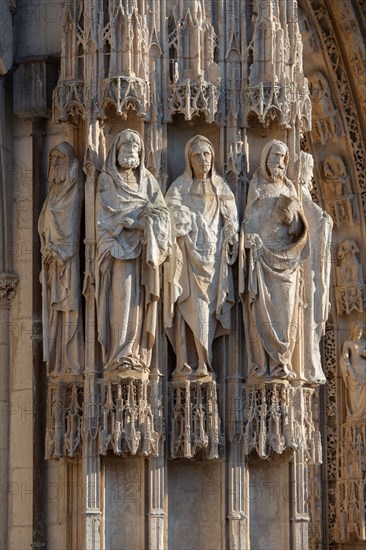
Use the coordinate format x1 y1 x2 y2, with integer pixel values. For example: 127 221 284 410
322 155 353 225
240 140 309 380
38 142 84 376
96 129 170 373
336 239 363 285
164 135 239 378
340 322 366 422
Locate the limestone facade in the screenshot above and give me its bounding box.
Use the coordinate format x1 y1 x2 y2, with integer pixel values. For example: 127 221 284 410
2 1 366 549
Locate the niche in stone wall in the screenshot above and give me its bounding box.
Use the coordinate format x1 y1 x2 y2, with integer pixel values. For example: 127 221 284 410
168 460 224 550
104 456 145 550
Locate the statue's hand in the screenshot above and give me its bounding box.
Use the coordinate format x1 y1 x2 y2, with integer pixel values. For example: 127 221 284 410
274 206 295 225
43 245 64 266
244 233 261 249
226 232 239 264
274 197 301 226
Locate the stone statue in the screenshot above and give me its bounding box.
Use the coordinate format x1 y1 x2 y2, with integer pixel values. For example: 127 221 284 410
298 151 333 383
239 140 309 380
164 135 239 377
38 142 84 377
336 239 363 285
340 322 366 422
96 129 170 373
322 155 353 226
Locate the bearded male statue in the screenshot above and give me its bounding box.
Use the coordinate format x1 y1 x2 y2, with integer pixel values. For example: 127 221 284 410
96 129 170 373
38 142 84 377
240 140 333 383
164 135 239 378
240 140 309 381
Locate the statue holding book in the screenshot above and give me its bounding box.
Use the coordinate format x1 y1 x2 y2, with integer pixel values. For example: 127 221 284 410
240 140 309 381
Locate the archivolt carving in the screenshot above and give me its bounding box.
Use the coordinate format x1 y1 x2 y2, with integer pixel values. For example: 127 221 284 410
308 70 343 144
312 2 366 198
321 155 357 227
336 424 366 542
335 239 365 315
340 322 366 422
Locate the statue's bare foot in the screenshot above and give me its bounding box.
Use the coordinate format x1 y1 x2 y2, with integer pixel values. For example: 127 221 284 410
172 363 192 376
195 363 209 377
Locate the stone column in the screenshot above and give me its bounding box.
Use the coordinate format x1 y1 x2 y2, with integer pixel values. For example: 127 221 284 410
0 273 18 550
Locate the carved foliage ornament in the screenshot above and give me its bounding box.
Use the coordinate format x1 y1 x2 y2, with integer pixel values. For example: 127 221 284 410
0 274 18 304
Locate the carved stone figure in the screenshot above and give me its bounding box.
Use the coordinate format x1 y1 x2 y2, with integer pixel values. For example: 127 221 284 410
340 322 366 421
336 240 363 285
38 142 84 377
299 151 333 383
308 70 343 144
164 135 238 378
240 140 309 380
322 155 354 226
96 129 170 373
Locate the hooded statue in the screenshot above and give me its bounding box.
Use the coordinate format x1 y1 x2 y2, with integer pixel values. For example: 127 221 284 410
38 142 84 376
164 135 239 377
239 139 310 381
96 129 170 372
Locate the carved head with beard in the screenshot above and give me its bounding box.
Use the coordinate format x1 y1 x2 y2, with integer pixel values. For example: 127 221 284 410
261 139 289 184
49 149 68 185
117 129 142 171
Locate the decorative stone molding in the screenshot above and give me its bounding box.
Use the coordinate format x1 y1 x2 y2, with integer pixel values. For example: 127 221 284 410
52 80 85 124
45 379 84 460
0 273 18 304
169 379 221 459
99 76 150 119
166 79 220 123
237 382 321 462
243 82 311 130
98 377 163 457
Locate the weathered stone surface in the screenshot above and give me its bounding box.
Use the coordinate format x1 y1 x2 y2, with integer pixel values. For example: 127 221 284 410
4 0 366 548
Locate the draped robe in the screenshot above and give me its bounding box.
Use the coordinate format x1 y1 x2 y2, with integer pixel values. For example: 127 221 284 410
38 142 84 376
239 142 309 379
164 136 238 372
96 131 170 371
